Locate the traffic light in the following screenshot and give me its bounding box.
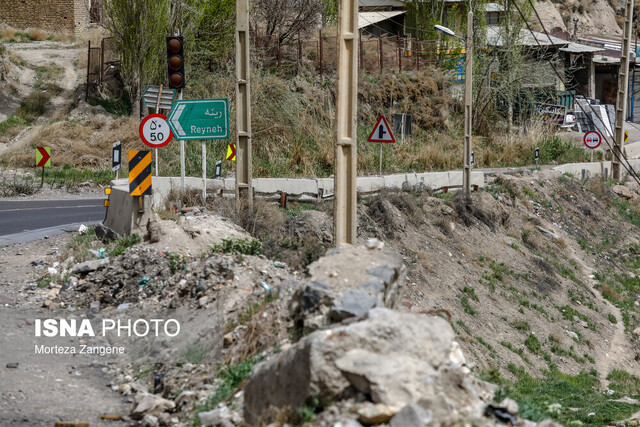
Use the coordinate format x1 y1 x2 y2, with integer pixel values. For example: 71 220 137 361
166 36 185 89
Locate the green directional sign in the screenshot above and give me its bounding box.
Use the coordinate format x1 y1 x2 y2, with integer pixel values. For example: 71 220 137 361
167 99 229 140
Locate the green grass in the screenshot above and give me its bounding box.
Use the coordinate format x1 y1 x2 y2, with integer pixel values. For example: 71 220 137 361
45 164 114 186
195 358 257 421
607 369 640 395
501 341 531 364
0 115 28 135
460 295 477 315
524 333 541 355
88 92 132 116
109 233 141 257
495 367 640 426
210 237 263 256
608 313 618 324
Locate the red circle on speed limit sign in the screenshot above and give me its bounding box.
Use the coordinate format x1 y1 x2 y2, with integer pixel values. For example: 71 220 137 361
139 114 173 148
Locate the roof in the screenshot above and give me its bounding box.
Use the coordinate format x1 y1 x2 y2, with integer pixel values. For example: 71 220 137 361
486 27 568 47
358 0 405 9
483 3 505 12
559 42 605 54
358 11 405 30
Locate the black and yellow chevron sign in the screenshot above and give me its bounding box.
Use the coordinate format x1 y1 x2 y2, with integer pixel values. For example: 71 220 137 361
128 150 152 196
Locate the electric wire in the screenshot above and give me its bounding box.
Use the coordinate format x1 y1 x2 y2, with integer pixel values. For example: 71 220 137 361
510 0 640 184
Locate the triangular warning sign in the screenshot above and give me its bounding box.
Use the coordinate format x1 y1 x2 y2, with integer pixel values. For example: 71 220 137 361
368 115 395 143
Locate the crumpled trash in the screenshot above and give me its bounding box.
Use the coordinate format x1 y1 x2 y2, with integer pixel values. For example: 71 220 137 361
88 248 108 259
138 277 150 287
484 404 518 425
47 267 58 276
272 261 286 268
260 282 270 291
117 303 131 311
78 224 88 234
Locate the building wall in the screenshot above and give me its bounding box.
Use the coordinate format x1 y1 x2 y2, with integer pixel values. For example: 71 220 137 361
0 0 91 35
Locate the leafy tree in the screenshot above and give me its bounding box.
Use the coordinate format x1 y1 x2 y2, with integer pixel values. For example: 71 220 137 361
193 0 236 69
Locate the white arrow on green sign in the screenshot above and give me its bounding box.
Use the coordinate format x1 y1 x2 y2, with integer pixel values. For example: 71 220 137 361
168 99 229 140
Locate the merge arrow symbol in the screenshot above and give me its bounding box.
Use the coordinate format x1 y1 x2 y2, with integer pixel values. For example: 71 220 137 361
171 104 186 137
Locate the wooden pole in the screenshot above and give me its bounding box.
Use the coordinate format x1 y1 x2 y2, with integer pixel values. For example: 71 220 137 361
613 0 634 180
379 38 383 72
236 0 253 212
463 12 473 195
334 0 358 245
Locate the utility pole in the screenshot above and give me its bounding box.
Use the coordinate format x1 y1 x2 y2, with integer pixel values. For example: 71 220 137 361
463 11 473 195
334 0 358 245
613 0 634 180
235 0 253 212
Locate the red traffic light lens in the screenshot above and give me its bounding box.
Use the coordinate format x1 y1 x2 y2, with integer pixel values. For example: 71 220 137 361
168 38 182 53
169 73 184 88
169 55 183 70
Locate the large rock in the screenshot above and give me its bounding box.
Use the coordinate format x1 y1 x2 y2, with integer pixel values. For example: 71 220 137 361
244 308 487 425
290 245 406 331
70 258 110 274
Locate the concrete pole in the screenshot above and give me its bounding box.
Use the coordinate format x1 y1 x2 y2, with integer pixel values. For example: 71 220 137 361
334 0 358 245
463 11 473 195
235 0 253 212
613 0 634 180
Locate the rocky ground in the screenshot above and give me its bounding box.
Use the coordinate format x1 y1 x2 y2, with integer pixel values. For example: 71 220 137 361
2 169 640 426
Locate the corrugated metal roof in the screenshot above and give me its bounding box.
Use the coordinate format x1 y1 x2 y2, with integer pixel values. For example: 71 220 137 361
358 0 404 9
484 3 505 12
559 42 605 53
486 27 568 47
358 11 405 30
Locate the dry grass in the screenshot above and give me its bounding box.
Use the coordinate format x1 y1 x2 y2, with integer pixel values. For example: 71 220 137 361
602 283 621 301
27 29 47 41
1 27 16 40
0 116 140 168
556 237 568 250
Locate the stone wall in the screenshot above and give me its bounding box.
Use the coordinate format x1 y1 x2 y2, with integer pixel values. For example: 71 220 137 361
0 0 91 35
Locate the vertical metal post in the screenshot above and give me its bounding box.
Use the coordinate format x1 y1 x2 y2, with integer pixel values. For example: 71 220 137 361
179 90 185 189
202 141 207 203
463 12 473 195
379 38 383 72
334 0 358 245
85 41 91 101
236 0 253 212
613 0 634 180
379 143 383 176
100 38 104 85
359 36 363 70
154 85 163 177
319 30 324 77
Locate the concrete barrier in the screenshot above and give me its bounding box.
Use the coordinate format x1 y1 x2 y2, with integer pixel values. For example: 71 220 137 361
103 185 151 236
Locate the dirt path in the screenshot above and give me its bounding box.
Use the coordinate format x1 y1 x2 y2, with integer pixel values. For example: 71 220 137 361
0 235 130 426
0 41 83 156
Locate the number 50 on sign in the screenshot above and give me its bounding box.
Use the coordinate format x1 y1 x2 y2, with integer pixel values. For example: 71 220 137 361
139 114 173 148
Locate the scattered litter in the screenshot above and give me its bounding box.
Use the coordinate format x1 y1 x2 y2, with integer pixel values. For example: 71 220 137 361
78 224 88 234
30 261 46 267
272 261 286 268
6 362 18 369
260 282 271 291
484 404 518 425
117 303 132 311
47 267 58 275
138 277 150 287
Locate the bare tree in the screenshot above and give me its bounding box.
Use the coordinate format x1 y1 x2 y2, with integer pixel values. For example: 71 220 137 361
102 0 200 116
252 0 323 43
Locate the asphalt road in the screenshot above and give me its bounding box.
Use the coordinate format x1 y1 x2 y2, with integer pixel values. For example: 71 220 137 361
0 199 105 246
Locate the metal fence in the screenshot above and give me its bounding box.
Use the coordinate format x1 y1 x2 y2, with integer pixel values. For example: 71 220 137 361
248 31 454 75
85 37 121 101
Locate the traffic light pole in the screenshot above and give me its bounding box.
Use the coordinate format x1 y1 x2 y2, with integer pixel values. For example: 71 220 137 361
179 90 185 189
334 0 359 245
613 0 634 180
235 0 253 213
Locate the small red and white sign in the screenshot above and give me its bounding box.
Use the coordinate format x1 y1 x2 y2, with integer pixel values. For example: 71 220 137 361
139 114 173 148
583 130 601 150
368 115 395 143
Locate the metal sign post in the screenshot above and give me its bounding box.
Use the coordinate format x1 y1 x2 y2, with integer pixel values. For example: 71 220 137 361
463 11 473 195
368 116 395 178
202 141 207 203
112 141 121 180
535 147 539 168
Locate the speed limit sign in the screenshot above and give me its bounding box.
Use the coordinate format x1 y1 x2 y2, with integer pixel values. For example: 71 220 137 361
139 114 173 148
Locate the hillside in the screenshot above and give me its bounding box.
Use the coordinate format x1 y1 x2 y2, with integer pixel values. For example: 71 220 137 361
533 0 624 36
